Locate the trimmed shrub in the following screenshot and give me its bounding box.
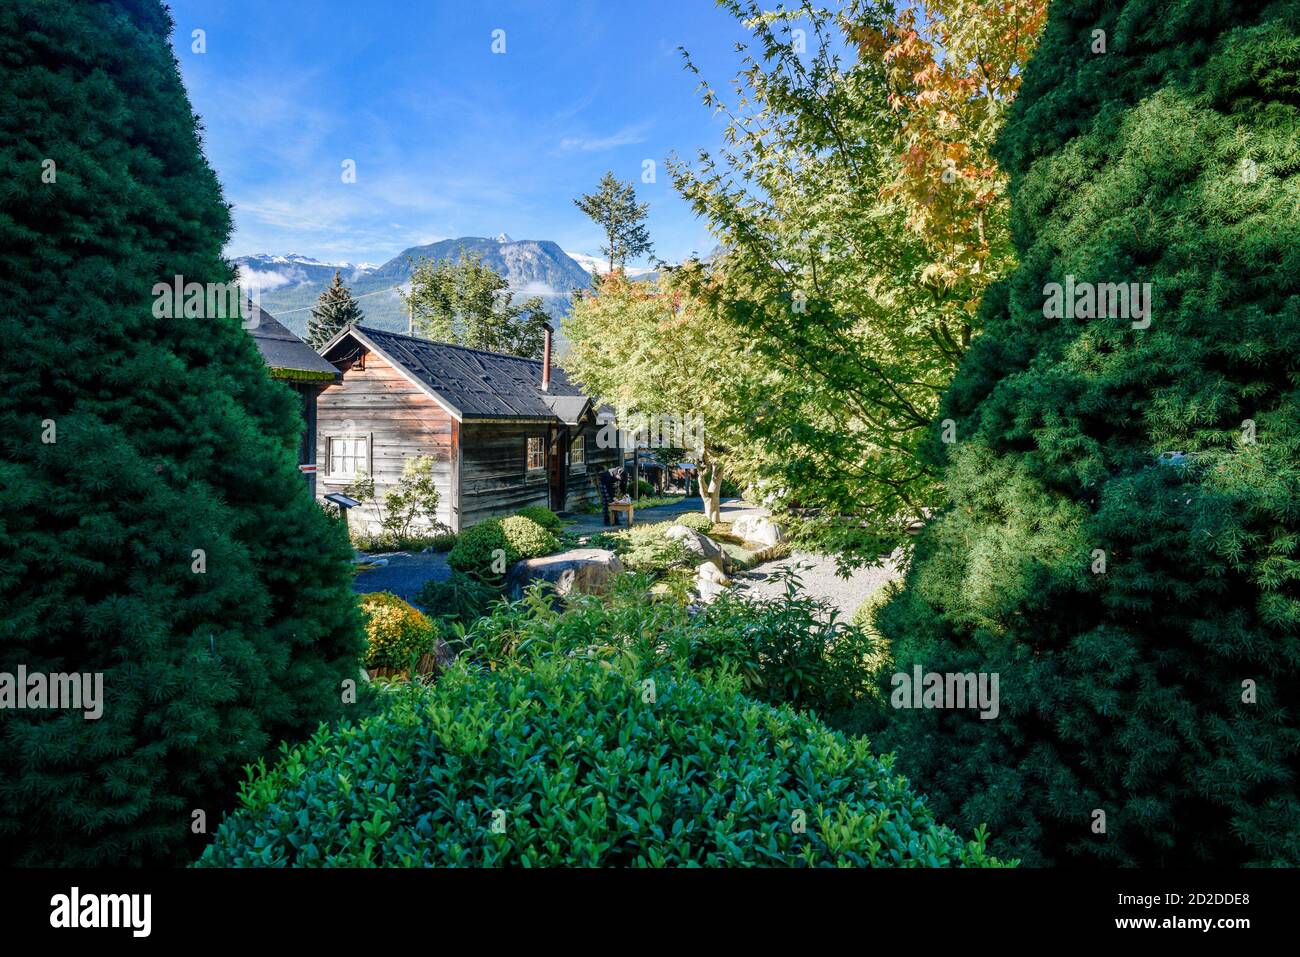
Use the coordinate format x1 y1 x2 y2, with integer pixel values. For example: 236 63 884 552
196 657 1007 867
359 592 440 671
499 515 560 559
514 505 562 532
414 572 500 626
446 521 510 580
447 517 560 581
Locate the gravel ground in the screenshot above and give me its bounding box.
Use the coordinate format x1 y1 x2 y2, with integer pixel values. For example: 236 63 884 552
564 495 719 538
352 550 451 606
351 498 900 622
732 550 902 622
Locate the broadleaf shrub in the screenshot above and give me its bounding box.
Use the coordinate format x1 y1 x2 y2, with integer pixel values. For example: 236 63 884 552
458 567 884 721
514 505 562 531
499 515 560 559
359 592 439 671
447 516 559 581
413 572 500 626
196 657 1007 867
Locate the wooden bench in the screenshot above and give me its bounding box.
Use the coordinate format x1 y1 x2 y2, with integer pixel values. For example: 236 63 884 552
607 501 635 527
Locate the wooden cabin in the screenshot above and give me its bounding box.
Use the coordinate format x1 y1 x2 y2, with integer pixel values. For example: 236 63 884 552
248 306 342 497
315 325 618 533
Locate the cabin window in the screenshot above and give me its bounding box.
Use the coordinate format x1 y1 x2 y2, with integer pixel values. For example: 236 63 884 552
570 434 586 470
327 435 369 479
526 436 546 470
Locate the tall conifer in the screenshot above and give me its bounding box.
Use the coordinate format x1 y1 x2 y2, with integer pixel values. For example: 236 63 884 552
874 0 1300 866
306 270 364 348
0 0 364 865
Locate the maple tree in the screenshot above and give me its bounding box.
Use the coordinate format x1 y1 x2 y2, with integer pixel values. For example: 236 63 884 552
670 0 1046 562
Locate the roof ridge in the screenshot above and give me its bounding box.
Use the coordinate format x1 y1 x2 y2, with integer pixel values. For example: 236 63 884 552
358 325 544 366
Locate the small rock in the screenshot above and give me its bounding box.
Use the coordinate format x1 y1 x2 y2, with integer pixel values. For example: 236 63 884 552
697 561 728 585
695 579 728 604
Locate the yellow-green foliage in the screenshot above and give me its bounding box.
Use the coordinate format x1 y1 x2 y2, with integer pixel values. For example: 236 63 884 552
514 505 563 531
499 515 560 558
359 592 439 670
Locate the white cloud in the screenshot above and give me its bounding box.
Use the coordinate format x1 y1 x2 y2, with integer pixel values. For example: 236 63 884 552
236 266 299 293
558 122 651 153
513 281 562 297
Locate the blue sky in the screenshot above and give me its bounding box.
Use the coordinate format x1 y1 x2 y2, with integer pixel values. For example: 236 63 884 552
167 0 753 267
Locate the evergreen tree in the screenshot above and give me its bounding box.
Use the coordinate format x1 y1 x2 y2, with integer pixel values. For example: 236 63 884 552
0 0 364 865
573 171 653 273
872 0 1300 865
305 270 364 348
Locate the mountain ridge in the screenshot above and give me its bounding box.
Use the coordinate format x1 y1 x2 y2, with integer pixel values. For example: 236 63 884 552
235 236 595 339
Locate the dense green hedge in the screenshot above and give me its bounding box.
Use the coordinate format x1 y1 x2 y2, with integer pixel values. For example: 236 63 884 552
196 656 1006 867
872 0 1300 866
446 516 559 581
0 0 363 865
513 505 562 532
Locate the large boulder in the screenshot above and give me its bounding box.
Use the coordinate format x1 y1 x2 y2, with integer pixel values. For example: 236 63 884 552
732 514 785 547
503 548 624 601
665 524 726 571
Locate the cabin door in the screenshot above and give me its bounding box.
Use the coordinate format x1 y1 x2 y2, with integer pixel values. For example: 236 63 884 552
548 427 566 512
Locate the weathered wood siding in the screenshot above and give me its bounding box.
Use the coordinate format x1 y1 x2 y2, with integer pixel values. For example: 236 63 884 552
316 349 456 533
564 416 620 512
458 422 551 528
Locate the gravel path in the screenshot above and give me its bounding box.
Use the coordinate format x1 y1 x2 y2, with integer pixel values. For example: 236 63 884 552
732 550 902 622
564 495 720 538
351 498 900 623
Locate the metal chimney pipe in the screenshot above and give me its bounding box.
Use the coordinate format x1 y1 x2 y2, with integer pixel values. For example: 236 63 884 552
541 324 552 392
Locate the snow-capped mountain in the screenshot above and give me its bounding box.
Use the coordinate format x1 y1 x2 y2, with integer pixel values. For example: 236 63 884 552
234 237 593 338
564 250 659 279
234 254 377 296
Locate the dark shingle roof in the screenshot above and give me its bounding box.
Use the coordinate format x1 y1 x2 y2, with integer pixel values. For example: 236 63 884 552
249 307 341 378
352 326 589 421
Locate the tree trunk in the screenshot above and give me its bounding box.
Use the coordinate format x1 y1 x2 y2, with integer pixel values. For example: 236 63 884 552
696 461 722 524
